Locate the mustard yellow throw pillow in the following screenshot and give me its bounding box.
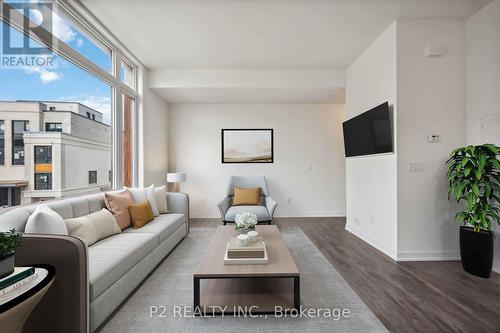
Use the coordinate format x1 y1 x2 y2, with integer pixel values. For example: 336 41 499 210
128 200 155 229
233 187 261 206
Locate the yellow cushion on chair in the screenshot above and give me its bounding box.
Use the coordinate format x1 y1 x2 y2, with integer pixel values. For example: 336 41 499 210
128 200 155 229
232 187 261 206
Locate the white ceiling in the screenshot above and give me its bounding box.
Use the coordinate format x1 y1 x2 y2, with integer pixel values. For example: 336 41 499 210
82 0 489 70
81 0 489 104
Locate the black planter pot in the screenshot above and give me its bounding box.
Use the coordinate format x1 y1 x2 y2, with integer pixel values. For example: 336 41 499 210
0 252 15 279
459 226 493 278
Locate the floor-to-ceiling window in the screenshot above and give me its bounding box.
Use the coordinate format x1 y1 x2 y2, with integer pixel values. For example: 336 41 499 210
0 1 138 206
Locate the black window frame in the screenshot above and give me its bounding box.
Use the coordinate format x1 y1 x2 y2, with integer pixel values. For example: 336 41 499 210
89 170 97 184
35 173 52 190
45 122 63 132
34 145 52 164
12 120 29 165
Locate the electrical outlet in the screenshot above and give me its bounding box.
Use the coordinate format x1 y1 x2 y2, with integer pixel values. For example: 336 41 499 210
408 162 425 172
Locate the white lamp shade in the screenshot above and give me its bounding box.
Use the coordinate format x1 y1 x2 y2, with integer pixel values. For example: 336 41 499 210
167 172 187 183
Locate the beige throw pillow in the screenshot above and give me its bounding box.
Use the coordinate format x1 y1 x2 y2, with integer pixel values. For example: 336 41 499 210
154 185 168 214
65 209 121 246
126 185 160 217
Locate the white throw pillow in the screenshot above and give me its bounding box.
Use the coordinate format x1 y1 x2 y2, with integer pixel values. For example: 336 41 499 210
65 209 121 246
25 205 68 235
126 185 159 217
154 185 168 214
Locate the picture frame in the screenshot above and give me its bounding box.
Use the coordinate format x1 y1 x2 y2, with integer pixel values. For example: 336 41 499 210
221 129 274 163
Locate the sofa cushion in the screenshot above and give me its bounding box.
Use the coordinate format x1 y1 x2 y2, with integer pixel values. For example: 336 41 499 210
65 209 121 246
233 187 261 206
104 190 134 230
122 213 185 243
126 185 160 217
25 205 69 235
128 200 155 229
225 206 270 222
88 233 157 300
154 185 168 214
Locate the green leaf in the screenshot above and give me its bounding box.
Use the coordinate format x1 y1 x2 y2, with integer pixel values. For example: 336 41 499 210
485 182 492 198
471 182 480 196
461 157 471 169
464 167 472 177
483 144 499 155
492 159 500 170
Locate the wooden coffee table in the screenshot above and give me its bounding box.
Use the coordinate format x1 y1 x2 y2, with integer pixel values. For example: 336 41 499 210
194 225 300 314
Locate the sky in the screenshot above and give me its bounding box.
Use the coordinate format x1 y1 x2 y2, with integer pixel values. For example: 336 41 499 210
0 5 113 125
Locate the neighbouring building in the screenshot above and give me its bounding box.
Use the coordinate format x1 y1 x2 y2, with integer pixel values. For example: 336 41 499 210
0 101 111 207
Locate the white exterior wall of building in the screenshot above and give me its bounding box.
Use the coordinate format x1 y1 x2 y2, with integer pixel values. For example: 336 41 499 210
43 102 104 122
0 102 43 186
0 101 110 204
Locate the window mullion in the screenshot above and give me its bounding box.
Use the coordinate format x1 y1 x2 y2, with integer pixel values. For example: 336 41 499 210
112 48 122 189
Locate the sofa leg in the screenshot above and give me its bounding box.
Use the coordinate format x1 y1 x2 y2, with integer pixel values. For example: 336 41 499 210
223 221 227 225
268 221 272 225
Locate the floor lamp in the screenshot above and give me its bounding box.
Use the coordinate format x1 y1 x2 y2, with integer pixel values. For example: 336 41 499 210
167 172 187 192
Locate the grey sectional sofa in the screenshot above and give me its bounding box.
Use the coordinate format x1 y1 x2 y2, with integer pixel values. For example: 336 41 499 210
0 191 189 333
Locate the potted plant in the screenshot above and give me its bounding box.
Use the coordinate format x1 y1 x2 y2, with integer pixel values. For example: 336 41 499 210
446 144 500 278
0 229 23 279
235 213 258 235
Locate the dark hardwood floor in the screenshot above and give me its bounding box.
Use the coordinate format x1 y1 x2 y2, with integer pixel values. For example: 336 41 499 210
191 217 500 333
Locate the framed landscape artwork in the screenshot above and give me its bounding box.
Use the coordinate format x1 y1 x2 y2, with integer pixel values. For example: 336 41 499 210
221 129 274 163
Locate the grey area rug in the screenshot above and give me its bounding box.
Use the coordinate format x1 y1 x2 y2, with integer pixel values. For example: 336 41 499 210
100 227 387 333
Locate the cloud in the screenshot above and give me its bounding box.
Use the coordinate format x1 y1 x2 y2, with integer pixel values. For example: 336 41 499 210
52 14 78 43
39 70 60 83
24 67 62 84
76 38 83 47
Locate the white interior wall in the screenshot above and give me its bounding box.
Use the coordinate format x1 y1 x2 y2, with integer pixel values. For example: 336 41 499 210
465 0 500 272
167 103 346 218
345 22 398 260
139 69 169 187
396 20 465 260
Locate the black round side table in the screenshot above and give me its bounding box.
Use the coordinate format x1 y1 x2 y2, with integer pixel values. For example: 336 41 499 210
0 265 55 333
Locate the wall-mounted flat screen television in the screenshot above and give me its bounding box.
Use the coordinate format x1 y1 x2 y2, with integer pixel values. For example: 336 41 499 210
342 102 393 157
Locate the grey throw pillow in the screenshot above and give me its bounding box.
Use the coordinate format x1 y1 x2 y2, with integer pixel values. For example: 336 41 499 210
25 205 68 235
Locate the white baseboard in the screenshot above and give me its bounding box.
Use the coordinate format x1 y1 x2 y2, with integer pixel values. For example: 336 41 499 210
397 251 460 261
275 213 346 218
345 224 398 261
190 213 346 219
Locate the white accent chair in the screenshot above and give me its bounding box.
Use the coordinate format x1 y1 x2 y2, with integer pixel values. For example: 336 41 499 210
217 176 278 225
